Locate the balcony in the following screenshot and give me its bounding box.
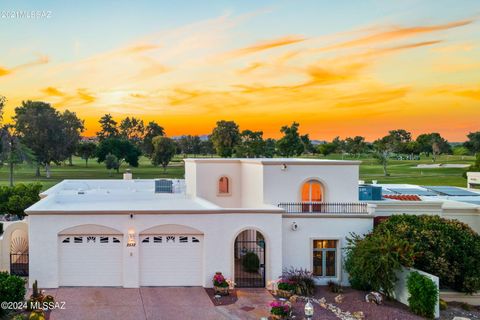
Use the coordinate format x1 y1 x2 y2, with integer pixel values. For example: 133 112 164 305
278 202 369 214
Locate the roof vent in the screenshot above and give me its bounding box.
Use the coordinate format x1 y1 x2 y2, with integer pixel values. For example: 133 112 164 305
155 179 173 193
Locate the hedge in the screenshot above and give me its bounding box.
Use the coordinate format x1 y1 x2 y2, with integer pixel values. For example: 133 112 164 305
376 215 480 293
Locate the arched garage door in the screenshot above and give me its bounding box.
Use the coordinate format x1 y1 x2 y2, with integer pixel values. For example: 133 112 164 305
140 234 203 286
59 235 123 286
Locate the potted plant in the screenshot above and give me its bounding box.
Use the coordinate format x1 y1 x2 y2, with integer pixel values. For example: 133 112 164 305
213 272 229 295
276 279 296 298
269 300 291 319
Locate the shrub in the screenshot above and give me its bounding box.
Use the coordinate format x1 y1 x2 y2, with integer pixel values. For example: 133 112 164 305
12 315 27 320
407 271 438 319
28 310 45 320
344 230 415 297
282 267 316 296
0 271 26 316
0 183 42 218
376 214 480 293
242 252 260 273
439 299 448 311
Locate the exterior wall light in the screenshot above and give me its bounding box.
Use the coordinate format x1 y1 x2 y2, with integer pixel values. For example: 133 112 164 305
127 230 136 247
281 163 287 171
304 299 314 319
291 222 298 231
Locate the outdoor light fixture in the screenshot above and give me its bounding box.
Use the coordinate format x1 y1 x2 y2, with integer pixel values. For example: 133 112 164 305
281 163 287 171
127 230 136 247
304 299 314 319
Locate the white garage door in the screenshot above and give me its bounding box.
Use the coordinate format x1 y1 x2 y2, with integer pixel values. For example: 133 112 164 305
59 235 123 286
140 234 203 286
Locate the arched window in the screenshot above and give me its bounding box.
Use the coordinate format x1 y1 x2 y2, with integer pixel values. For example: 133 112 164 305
302 180 323 202
218 176 230 195
301 180 323 212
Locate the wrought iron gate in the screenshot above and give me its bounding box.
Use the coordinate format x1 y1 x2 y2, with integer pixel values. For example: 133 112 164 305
10 253 29 276
234 239 265 288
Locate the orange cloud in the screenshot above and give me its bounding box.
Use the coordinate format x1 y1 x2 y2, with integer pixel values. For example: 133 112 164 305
322 19 473 51
335 87 409 108
0 66 11 77
41 87 65 97
219 35 306 60
77 89 96 104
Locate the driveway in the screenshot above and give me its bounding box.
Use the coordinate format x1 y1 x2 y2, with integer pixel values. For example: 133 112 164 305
39 287 271 320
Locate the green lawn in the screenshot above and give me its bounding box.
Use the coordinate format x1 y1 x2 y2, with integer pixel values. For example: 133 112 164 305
0 154 474 190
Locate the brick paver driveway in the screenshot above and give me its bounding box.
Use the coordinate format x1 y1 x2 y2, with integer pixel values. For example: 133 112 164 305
43 287 271 320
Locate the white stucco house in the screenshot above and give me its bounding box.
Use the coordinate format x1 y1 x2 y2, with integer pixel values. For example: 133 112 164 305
14 158 376 289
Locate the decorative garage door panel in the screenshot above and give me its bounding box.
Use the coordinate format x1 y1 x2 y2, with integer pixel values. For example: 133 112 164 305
59 235 122 287
140 235 203 286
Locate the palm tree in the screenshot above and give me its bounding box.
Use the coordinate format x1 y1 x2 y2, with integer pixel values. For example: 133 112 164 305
0 124 35 186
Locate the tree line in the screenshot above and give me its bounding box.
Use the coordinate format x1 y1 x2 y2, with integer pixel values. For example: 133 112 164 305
1 96 480 182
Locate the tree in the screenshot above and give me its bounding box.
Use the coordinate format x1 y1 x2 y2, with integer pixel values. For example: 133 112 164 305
0 125 35 186
119 117 145 144
264 138 276 158
373 137 391 176
0 95 6 123
76 142 97 167
14 101 69 178
300 134 315 154
416 133 451 161
318 142 337 156
199 139 215 156
151 136 176 172
464 131 480 155
276 122 304 157
235 130 265 158
385 129 412 154
344 136 368 157
210 120 241 157
96 114 119 140
178 135 202 157
96 138 141 172
143 121 165 156
105 153 119 176
61 110 85 165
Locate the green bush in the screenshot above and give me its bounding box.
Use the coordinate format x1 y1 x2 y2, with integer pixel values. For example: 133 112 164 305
344 230 415 297
376 215 480 293
439 299 448 310
407 271 438 319
242 252 260 272
282 267 316 296
0 183 42 218
0 271 26 316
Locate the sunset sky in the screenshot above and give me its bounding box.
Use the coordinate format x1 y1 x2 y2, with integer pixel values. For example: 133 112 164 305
1 1 479 141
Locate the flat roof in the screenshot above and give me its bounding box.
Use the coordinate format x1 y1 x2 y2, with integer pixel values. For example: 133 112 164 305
184 158 361 165
27 179 283 214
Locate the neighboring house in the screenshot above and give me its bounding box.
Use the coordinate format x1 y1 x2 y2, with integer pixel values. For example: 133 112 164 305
2 158 479 289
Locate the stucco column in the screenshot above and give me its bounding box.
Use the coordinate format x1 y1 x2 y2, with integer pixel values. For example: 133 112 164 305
123 232 140 288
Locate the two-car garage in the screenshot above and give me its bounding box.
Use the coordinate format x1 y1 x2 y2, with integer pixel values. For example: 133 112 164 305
57 224 204 287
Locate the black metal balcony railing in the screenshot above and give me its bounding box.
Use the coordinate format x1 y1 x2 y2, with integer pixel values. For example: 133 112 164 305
278 202 369 214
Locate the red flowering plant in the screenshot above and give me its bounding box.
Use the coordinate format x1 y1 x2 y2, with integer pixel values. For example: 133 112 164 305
213 272 228 288
277 278 296 292
270 300 291 317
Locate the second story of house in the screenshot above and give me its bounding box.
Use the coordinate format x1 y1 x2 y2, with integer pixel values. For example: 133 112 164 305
184 158 361 209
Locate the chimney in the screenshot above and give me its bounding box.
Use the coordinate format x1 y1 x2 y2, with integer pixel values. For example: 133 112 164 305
123 169 132 180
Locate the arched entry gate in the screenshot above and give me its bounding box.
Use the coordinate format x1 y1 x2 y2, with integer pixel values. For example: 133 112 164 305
10 231 29 276
234 230 265 288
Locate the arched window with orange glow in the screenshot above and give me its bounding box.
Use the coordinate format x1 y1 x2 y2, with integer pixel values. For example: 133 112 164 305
301 180 323 212
301 180 323 202
218 176 230 195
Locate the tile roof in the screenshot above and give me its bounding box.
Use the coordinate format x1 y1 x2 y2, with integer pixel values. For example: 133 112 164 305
383 194 422 201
